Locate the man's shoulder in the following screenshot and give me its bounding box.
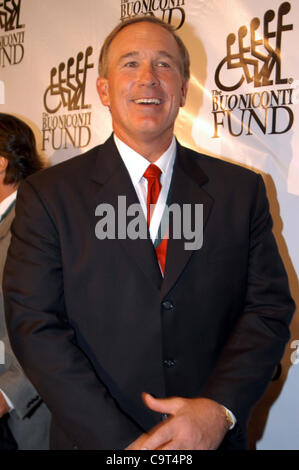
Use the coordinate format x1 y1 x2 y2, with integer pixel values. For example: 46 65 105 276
27 144 102 185
24 137 116 193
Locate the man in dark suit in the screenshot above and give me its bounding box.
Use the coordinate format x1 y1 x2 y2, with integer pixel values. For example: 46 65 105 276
3 17 295 450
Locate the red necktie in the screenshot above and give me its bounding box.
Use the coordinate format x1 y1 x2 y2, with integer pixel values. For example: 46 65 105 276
143 164 168 274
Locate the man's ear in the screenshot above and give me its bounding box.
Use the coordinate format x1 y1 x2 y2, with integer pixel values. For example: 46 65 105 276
0 157 8 173
180 79 189 108
96 77 110 107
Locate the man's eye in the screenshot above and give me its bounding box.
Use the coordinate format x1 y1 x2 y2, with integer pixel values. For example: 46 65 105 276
157 62 170 68
124 61 138 67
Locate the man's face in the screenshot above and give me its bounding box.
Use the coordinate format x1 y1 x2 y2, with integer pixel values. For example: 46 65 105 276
97 22 189 145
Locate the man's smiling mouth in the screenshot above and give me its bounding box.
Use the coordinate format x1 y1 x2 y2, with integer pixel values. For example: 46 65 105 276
133 98 162 105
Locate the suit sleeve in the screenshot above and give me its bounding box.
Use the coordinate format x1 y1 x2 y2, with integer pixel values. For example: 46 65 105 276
201 174 295 429
0 302 41 419
3 180 143 450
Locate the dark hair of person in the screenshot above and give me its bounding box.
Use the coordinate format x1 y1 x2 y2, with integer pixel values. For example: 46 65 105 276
98 16 190 82
0 113 44 185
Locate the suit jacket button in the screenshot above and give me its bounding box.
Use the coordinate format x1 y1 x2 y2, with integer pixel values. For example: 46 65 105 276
163 359 176 368
162 300 174 310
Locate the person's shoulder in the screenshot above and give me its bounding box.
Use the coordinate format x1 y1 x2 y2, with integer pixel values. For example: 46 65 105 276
27 144 103 186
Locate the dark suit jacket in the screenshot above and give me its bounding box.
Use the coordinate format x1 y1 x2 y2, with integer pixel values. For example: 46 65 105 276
3 136 294 450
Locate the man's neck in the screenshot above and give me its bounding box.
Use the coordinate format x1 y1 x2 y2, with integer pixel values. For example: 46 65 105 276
0 183 18 203
113 130 174 163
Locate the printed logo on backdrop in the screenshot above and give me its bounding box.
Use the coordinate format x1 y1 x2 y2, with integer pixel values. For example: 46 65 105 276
42 47 94 152
212 2 295 138
0 0 25 67
120 0 186 30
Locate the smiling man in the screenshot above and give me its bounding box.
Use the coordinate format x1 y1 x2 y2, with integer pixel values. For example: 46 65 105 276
96 20 188 162
3 17 295 450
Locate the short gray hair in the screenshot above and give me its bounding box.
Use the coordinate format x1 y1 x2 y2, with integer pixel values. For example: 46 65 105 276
98 16 190 81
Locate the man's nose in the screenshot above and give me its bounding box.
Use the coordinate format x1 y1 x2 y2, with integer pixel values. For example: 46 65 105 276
137 64 159 86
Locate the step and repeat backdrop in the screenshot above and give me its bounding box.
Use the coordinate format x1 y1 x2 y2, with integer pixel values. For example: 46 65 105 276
1 0 298 450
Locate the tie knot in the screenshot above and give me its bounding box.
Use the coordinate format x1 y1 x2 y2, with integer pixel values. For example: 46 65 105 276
143 164 162 181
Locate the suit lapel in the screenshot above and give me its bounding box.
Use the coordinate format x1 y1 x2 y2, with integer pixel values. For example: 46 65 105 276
0 205 15 241
89 136 214 297
91 136 163 291
161 143 214 299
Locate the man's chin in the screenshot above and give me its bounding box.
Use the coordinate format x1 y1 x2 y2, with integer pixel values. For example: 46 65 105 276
133 127 172 142
131 119 172 137
113 120 174 145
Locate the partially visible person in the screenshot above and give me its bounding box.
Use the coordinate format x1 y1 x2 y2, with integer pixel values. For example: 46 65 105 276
0 113 50 449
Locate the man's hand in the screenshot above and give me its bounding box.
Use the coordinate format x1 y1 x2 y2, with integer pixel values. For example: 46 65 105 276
0 391 11 418
126 393 229 450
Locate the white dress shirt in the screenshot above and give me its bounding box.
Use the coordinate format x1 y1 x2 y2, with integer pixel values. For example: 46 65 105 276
0 190 17 220
114 134 176 244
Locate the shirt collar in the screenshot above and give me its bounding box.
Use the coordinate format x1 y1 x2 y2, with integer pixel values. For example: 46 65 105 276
113 134 176 185
0 190 17 218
